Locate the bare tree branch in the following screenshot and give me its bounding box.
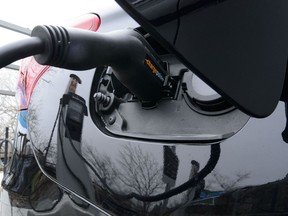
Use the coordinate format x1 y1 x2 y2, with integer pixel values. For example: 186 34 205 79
118 144 164 195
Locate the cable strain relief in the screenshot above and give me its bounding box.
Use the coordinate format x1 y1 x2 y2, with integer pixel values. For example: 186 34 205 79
31 25 70 67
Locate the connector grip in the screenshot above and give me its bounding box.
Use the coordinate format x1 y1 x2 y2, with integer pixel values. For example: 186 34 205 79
31 25 167 102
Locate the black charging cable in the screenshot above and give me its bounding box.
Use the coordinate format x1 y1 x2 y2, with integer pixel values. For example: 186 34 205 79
0 37 44 69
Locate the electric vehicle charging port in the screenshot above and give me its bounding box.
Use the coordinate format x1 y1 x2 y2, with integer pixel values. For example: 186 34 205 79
93 67 132 114
94 64 183 113
90 60 249 143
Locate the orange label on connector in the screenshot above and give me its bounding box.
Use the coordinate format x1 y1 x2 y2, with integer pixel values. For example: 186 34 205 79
145 59 158 74
144 56 165 82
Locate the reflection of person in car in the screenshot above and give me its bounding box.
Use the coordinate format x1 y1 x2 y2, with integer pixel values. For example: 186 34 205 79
186 160 205 202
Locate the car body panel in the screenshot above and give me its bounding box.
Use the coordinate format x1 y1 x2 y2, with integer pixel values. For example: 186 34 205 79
25 66 288 215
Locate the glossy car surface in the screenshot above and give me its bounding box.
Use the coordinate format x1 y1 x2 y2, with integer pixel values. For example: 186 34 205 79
1 1 288 216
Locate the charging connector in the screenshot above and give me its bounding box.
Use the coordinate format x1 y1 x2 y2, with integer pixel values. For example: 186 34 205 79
0 25 168 103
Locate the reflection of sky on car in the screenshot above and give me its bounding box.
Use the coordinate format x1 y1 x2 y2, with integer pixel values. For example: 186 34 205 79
221 104 288 184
